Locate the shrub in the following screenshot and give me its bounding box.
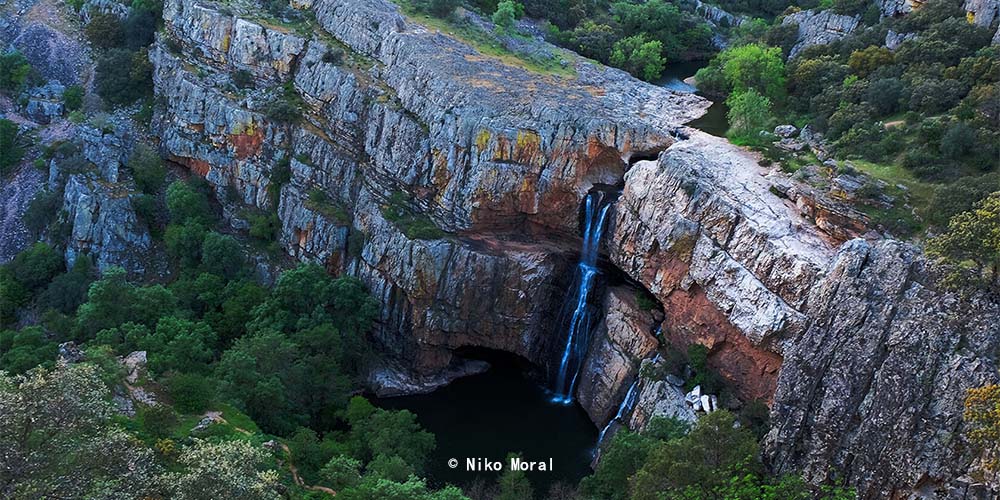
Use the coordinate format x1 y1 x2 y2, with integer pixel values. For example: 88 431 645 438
166 180 212 224
263 82 305 123
22 189 62 237
492 1 522 32
123 7 158 50
201 232 245 279
137 403 178 438
128 144 167 194
62 85 84 111
166 372 214 413
0 118 24 176
95 49 153 106
248 212 281 242
0 51 32 94
940 122 976 160
231 69 254 89
322 48 344 65
609 35 665 81
414 0 461 17
85 13 125 50
381 192 446 240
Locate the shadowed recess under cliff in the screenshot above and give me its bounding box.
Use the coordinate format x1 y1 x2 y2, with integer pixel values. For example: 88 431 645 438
550 189 619 404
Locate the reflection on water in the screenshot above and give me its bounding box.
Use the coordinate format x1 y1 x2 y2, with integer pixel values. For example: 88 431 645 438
373 351 598 494
656 60 730 137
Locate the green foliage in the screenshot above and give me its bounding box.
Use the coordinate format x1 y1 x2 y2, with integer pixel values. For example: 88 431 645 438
610 35 665 81
137 403 179 438
140 316 218 374
22 189 62 237
492 1 522 31
630 411 761 499
321 454 363 490
727 89 773 143
232 69 254 89
6 242 64 293
720 44 786 103
62 85 84 111
0 51 31 94
345 397 436 472
85 13 125 50
685 344 726 394
128 144 167 194
927 192 1000 288
0 327 58 373
75 267 178 340
413 0 461 17
201 232 245 279
497 453 534 500
166 372 214 413
165 222 208 267
582 429 658 500
95 48 154 106
123 6 159 51
166 180 212 224
263 82 306 123
381 191 447 240
38 256 95 314
0 118 24 176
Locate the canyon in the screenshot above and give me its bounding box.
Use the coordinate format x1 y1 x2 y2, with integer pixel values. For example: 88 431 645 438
2 0 998 497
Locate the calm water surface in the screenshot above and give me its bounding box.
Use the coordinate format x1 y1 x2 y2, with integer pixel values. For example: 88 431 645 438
656 60 729 137
374 351 598 494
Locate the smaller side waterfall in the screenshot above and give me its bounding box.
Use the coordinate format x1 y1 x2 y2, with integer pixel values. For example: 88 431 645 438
596 378 641 445
550 191 616 404
596 352 662 448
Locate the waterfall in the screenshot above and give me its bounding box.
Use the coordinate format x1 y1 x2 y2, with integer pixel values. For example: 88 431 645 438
597 352 661 447
596 377 641 445
550 191 615 405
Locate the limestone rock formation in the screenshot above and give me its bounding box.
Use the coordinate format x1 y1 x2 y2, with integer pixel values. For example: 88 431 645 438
61 173 154 277
148 0 1000 497
782 9 860 58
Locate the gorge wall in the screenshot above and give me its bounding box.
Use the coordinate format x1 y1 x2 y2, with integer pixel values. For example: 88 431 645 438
148 0 1000 498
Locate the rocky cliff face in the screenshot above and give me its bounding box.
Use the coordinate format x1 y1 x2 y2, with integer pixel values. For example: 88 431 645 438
150 0 1000 497
783 9 861 58
152 0 705 389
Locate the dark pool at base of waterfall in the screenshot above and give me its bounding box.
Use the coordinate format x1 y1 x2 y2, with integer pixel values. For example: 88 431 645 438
373 350 599 495
655 60 730 137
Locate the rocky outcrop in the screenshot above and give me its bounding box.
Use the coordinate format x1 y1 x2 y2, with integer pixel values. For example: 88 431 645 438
61 173 155 277
152 0 707 388
783 9 860 58
767 240 1000 499
692 0 745 28
606 129 1000 498
576 286 660 425
150 0 1000 497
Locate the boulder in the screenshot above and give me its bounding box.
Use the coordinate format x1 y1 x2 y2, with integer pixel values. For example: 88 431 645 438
774 125 798 138
782 10 860 58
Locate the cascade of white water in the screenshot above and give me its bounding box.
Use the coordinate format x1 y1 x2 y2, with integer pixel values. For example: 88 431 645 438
550 192 614 404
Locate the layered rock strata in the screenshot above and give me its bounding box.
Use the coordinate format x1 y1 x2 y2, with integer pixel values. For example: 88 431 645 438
151 0 1000 498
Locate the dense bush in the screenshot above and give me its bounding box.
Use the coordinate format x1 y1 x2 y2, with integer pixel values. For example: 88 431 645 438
0 118 24 176
95 49 153 106
0 51 32 94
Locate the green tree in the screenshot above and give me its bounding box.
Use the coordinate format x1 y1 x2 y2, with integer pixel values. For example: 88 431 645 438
39 255 95 314
581 430 658 500
726 89 774 144
85 13 125 50
201 232 245 279
497 453 534 500
719 44 785 103
129 143 166 194
166 180 212 224
927 192 1000 287
0 327 58 374
165 439 282 500
139 316 217 374
0 364 162 498
166 372 214 413
0 51 31 94
165 222 208 268
75 268 178 340
63 85 84 111
414 0 461 17
609 35 666 81
321 454 363 490
215 329 307 435
5 242 63 292
630 411 761 499
492 1 523 31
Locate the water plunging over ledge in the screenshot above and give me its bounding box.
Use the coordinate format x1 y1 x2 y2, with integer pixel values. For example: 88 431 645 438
550 190 618 405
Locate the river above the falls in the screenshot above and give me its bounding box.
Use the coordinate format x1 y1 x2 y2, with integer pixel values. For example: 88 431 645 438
373 350 599 494
656 60 729 137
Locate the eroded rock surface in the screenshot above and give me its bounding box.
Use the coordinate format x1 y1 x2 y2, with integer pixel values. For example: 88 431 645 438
148 0 1000 498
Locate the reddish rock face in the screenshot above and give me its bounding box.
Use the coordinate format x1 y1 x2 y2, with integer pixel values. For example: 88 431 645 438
660 284 782 403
